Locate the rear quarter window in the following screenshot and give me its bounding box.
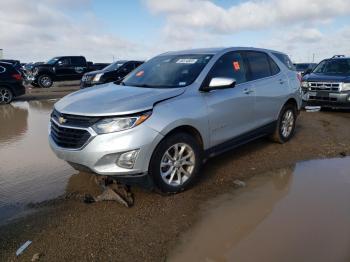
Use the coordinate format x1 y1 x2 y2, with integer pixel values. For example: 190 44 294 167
272 52 295 71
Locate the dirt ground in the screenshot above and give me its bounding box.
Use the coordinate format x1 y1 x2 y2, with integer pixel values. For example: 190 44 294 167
1 109 350 262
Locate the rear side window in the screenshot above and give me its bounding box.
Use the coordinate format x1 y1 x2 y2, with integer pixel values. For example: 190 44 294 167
71 57 85 65
268 56 280 75
272 52 295 71
245 51 271 80
209 52 247 84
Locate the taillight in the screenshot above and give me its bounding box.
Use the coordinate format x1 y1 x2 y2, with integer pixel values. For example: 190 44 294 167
12 73 22 81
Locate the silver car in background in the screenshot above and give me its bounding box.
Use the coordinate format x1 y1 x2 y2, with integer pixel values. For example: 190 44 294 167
49 47 301 193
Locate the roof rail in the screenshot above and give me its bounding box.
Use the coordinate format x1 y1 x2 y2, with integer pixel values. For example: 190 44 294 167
332 55 346 58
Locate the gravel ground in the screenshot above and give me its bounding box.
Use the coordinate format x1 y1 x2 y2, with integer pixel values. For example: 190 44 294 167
1 107 350 261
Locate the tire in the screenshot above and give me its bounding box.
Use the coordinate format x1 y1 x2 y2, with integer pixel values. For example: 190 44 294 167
38 74 53 88
149 132 203 193
0 87 13 104
271 103 297 144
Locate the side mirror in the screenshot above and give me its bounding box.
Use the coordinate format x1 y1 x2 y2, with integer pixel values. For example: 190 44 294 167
202 77 236 92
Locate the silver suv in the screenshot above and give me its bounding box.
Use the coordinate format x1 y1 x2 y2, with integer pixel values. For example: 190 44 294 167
49 47 301 193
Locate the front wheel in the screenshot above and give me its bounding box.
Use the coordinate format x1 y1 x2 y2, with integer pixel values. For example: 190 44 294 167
271 104 297 143
149 133 203 193
0 87 13 104
38 75 53 88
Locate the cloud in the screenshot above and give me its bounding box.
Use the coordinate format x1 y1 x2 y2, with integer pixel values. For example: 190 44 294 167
145 0 350 61
146 0 350 33
0 0 149 62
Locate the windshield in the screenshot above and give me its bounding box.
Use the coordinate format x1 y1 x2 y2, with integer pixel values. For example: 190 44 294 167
104 61 126 71
295 64 309 71
122 54 213 88
46 57 60 65
313 59 350 75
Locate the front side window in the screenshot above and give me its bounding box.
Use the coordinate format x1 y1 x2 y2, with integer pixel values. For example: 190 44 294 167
245 51 272 80
58 58 70 66
313 59 350 75
208 52 247 84
122 54 213 88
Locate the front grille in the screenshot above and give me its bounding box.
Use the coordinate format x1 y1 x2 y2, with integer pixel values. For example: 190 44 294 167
51 109 100 128
50 120 91 149
309 96 337 102
308 82 341 92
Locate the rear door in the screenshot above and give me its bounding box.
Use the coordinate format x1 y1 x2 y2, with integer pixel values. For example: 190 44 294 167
203 51 256 148
243 51 288 127
70 57 87 80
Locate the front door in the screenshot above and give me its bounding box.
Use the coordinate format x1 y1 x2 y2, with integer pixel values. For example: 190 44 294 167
203 51 256 148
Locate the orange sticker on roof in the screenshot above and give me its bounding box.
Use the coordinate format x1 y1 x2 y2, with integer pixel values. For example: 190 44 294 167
233 61 240 71
136 70 144 77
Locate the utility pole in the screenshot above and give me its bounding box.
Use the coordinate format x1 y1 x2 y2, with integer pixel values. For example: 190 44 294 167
312 53 315 63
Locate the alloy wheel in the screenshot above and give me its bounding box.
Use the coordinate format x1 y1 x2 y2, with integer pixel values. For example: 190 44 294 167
0 88 12 104
281 109 294 138
160 143 196 186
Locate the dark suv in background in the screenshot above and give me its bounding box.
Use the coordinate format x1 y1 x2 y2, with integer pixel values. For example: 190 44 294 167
0 62 25 104
302 55 350 109
80 60 144 88
28 56 110 88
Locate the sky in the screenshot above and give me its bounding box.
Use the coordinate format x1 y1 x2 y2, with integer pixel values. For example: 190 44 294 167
1 0 350 63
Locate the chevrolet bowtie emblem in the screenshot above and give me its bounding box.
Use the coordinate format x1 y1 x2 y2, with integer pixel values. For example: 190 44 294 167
58 116 67 124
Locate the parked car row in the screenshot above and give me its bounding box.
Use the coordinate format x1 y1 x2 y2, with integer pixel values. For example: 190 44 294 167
26 56 110 88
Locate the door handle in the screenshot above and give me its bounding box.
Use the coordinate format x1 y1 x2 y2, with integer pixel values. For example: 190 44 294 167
279 79 285 85
243 88 254 94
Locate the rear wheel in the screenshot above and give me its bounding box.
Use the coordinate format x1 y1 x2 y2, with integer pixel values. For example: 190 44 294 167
149 133 203 193
271 104 297 143
0 87 13 104
38 75 53 88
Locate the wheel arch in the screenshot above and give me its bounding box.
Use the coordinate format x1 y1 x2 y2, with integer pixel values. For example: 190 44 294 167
162 125 204 150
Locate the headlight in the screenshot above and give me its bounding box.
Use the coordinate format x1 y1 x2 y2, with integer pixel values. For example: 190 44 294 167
92 111 152 134
301 81 309 88
341 83 350 91
92 73 103 82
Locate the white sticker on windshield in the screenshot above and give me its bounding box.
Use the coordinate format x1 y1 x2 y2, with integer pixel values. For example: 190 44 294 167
179 82 187 86
176 59 198 64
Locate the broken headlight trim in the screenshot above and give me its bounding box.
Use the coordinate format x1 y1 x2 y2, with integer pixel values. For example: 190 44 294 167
301 81 309 88
92 111 152 134
341 83 350 91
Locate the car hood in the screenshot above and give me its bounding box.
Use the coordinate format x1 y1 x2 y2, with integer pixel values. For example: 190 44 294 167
54 83 185 116
303 73 350 82
84 69 104 76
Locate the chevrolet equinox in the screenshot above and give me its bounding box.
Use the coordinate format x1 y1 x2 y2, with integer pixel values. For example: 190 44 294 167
49 47 301 193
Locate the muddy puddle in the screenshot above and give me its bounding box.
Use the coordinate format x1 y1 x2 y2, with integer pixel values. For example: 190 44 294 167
0 101 74 224
170 157 350 262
